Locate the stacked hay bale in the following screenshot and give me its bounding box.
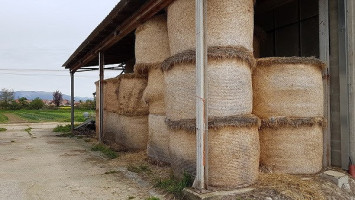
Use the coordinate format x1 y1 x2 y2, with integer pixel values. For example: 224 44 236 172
115 74 149 151
134 15 171 164
95 78 121 147
164 0 259 188
253 57 326 174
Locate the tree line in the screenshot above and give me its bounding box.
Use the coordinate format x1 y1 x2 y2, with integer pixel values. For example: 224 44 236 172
0 89 95 110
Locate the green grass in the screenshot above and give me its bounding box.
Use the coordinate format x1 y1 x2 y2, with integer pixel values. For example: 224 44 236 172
25 127 33 137
154 172 193 197
145 197 160 200
53 124 72 133
0 128 7 132
91 144 118 159
104 170 119 175
0 109 94 123
127 164 151 174
0 112 8 123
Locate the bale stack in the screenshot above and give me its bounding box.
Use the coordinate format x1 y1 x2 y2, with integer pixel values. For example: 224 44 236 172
115 74 149 151
253 57 326 174
134 15 171 163
165 0 259 188
95 78 123 148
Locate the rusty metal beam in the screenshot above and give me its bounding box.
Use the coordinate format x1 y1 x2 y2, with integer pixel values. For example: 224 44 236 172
70 0 174 73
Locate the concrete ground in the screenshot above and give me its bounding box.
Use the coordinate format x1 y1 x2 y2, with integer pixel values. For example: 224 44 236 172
0 123 164 200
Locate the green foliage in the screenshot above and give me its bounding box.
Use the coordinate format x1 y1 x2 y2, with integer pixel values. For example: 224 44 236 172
0 112 8 123
53 90 63 107
91 144 118 159
29 98 45 110
77 99 96 110
18 97 29 108
25 127 33 136
154 172 193 197
104 170 119 174
127 164 151 173
9 100 21 110
145 197 160 200
0 88 14 109
0 128 7 132
10 109 92 123
53 124 72 133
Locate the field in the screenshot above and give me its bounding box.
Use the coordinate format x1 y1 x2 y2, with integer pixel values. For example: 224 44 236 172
0 109 95 123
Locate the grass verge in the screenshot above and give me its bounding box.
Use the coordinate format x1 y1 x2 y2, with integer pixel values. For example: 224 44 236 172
0 112 8 123
91 143 118 159
154 172 193 197
145 197 160 200
127 164 151 174
0 128 7 132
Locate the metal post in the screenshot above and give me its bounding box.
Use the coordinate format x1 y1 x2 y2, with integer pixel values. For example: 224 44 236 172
319 0 331 167
193 0 208 191
338 0 350 170
99 52 105 143
70 71 75 132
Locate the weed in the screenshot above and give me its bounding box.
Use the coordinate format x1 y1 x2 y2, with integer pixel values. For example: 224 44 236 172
84 138 91 142
11 140 15 143
91 144 118 159
0 128 7 132
128 197 136 199
53 124 72 133
127 164 151 174
76 135 83 139
146 197 160 200
25 127 33 136
104 170 118 174
154 172 193 197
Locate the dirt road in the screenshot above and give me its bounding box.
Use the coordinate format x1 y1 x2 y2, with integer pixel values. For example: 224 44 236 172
0 123 164 200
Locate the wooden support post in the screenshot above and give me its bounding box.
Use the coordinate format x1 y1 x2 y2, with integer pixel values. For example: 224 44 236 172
99 52 105 143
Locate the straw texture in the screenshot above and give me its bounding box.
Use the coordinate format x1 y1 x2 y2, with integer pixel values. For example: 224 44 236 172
169 128 196 178
260 118 324 174
117 74 149 116
102 111 120 145
164 57 253 121
208 126 259 188
147 114 170 164
166 114 260 133
115 115 149 151
135 15 170 64
142 67 166 115
103 78 119 112
253 57 325 118
167 0 254 55
169 116 260 187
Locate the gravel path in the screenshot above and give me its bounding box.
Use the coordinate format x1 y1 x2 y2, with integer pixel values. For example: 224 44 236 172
0 123 163 200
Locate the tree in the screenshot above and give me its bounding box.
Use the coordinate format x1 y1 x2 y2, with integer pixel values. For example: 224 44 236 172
0 88 14 109
18 97 29 109
53 90 63 107
29 98 44 110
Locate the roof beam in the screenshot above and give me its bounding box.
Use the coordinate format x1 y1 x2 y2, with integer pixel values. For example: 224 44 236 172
69 0 174 73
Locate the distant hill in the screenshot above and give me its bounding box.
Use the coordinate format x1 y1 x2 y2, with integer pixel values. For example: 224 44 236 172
13 91 93 101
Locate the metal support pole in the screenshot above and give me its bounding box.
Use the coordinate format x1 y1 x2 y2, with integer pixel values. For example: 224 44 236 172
99 52 105 143
70 71 75 133
193 0 208 191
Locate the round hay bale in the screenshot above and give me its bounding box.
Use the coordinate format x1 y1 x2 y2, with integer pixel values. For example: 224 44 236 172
142 67 166 115
103 78 119 113
135 14 170 66
167 0 254 55
147 114 170 164
117 74 149 116
169 128 196 178
115 115 149 151
259 117 325 174
163 47 254 121
102 111 120 145
253 57 326 118
168 115 260 188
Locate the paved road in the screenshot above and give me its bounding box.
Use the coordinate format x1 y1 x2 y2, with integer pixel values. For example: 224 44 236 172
0 123 163 200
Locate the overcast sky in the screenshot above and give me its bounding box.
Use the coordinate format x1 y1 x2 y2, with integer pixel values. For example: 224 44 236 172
0 0 121 98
